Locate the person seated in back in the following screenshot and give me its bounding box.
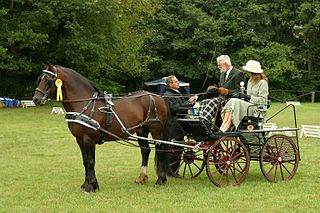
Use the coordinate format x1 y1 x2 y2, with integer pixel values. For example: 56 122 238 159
199 55 245 130
219 60 269 132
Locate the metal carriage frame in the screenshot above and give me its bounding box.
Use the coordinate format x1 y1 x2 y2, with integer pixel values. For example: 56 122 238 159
166 103 301 187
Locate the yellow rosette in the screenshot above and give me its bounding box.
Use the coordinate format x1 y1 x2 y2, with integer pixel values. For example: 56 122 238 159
55 79 63 101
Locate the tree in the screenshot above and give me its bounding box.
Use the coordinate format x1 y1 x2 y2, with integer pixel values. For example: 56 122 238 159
295 1 320 91
146 0 223 85
0 0 159 97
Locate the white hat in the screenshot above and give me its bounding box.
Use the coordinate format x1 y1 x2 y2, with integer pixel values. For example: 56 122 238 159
242 60 263 73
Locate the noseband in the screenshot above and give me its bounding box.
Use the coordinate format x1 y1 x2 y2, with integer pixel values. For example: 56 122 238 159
35 68 58 104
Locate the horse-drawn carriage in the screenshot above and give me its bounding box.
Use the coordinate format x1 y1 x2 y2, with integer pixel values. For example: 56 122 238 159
33 65 300 192
168 102 300 186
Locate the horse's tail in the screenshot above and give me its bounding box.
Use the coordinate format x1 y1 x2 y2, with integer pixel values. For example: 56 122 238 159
154 143 170 179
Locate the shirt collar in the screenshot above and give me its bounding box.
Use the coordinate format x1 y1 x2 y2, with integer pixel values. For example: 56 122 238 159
226 66 233 76
172 89 180 93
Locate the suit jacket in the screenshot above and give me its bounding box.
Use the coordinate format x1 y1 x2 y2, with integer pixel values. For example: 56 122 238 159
219 67 245 97
163 88 190 140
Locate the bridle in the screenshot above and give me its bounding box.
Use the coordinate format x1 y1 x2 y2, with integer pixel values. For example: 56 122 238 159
35 67 58 104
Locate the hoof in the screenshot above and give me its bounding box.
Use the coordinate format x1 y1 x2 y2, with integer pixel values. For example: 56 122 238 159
80 181 99 193
134 173 148 184
155 176 167 186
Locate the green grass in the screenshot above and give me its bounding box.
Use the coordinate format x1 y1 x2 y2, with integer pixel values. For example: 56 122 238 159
1 103 320 212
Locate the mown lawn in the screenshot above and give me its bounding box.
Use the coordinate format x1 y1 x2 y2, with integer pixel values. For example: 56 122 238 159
0 103 319 212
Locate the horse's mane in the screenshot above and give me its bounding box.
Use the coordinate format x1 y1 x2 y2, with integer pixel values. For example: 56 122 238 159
59 66 102 95
127 90 146 96
56 66 160 99
126 90 160 98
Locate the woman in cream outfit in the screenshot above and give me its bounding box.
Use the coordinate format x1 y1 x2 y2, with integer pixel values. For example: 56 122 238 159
219 60 269 132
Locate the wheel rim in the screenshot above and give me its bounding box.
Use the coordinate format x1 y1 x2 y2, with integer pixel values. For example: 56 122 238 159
169 147 206 178
260 135 299 182
206 137 250 187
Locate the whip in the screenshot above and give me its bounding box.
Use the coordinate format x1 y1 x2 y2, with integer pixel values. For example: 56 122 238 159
202 40 216 87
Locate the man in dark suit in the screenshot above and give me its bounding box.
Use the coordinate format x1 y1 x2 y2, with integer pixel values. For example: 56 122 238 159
199 55 245 129
163 75 196 176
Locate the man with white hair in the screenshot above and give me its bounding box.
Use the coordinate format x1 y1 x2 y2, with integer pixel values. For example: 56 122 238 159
199 55 245 130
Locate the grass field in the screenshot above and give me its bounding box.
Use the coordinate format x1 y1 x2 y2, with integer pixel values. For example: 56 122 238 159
0 103 320 212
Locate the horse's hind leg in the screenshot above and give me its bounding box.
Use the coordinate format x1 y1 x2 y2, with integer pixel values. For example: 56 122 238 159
135 128 150 184
77 137 99 192
155 143 169 185
150 130 169 186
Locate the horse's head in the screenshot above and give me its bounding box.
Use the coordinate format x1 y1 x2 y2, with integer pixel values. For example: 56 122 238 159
33 64 58 105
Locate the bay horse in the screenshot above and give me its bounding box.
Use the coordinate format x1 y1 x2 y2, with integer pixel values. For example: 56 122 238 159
32 64 169 192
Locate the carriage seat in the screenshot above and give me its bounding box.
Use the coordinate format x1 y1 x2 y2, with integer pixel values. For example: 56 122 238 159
177 117 210 138
237 100 271 131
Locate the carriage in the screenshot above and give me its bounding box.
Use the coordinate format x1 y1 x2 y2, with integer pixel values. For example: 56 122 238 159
33 65 300 192
168 102 300 187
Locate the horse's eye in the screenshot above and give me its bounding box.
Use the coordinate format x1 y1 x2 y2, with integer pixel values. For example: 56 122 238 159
45 79 53 88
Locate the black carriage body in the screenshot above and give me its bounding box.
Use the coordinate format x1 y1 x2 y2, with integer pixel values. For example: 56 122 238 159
171 103 300 185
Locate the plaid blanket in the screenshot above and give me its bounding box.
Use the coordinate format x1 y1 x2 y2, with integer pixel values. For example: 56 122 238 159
198 97 224 123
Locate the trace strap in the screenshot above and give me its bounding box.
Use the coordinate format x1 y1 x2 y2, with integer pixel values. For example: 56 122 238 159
65 112 100 130
65 92 100 130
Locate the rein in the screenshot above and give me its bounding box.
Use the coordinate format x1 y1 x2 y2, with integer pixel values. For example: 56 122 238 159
60 92 163 103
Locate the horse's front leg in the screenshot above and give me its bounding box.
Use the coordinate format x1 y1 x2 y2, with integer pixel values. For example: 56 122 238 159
77 138 99 192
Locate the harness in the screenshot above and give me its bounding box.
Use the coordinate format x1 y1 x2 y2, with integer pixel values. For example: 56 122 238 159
35 68 58 104
36 67 164 141
65 92 163 140
65 92 100 130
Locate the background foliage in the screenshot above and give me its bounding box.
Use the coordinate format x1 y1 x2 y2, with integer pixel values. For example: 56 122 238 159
0 0 319 99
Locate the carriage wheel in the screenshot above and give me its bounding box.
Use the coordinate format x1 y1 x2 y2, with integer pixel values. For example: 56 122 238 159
206 137 250 187
260 135 299 182
168 147 206 178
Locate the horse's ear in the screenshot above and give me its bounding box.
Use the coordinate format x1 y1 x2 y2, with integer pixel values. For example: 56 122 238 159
48 64 54 71
42 63 49 70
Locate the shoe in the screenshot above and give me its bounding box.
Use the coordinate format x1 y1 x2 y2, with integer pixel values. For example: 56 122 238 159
211 125 221 132
209 130 225 139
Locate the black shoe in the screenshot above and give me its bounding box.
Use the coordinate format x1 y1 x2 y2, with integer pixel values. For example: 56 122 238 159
209 129 226 138
211 124 221 132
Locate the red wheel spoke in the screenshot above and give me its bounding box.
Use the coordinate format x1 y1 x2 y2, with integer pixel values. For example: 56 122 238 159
260 135 299 183
273 163 278 182
234 162 245 174
207 137 250 187
265 163 276 176
226 167 230 185
229 151 244 162
214 162 226 171
230 165 240 184
279 162 285 180
280 162 294 176
169 159 181 166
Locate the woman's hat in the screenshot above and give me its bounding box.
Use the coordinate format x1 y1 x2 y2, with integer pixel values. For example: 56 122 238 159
242 60 263 73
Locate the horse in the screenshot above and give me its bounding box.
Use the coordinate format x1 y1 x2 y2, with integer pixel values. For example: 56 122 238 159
32 64 169 192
